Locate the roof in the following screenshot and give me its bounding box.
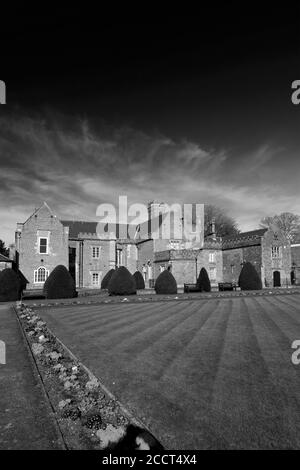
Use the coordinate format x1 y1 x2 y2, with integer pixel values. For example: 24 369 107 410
222 228 268 249
61 220 138 239
0 253 12 263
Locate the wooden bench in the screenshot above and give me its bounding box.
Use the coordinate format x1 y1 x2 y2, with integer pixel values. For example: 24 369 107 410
218 282 237 291
184 283 202 293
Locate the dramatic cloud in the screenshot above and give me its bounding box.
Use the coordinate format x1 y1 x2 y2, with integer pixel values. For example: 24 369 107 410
0 110 299 245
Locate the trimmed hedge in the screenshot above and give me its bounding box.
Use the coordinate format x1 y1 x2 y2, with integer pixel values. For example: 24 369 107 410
0 268 21 301
133 271 145 290
197 267 211 292
101 269 115 289
108 266 137 296
238 262 262 290
155 270 177 295
43 265 77 299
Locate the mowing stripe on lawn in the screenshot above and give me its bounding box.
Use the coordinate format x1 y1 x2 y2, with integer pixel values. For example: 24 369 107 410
246 297 300 448
115 301 204 355
162 299 232 407
62 301 159 329
77 301 184 343
254 296 300 343
263 295 300 332
251 297 295 356
268 295 300 321
133 300 221 381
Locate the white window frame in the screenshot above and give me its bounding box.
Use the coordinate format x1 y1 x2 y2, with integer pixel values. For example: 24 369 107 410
91 272 100 286
209 252 216 263
34 266 49 284
39 237 48 255
92 246 101 259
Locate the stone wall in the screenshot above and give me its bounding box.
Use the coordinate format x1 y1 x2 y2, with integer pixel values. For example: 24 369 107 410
261 229 291 287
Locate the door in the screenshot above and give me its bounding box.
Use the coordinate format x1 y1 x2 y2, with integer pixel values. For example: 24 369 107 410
273 270 281 287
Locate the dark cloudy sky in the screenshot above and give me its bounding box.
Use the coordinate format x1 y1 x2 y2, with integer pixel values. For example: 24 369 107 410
0 4 300 244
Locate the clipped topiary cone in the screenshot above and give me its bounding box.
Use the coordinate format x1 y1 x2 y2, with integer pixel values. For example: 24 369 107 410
43 265 77 299
154 270 177 295
101 268 115 289
108 266 137 296
197 267 211 292
133 271 145 290
0 268 21 301
238 261 262 290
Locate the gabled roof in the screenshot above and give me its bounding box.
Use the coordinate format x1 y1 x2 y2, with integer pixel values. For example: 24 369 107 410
20 202 57 226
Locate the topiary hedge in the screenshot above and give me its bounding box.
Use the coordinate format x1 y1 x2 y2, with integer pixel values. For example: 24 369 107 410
238 262 262 290
197 267 211 292
101 268 115 289
108 266 137 296
133 271 145 290
0 268 21 301
154 270 177 295
43 265 77 299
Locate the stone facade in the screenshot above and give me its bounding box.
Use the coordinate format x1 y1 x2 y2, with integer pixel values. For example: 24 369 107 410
14 202 294 290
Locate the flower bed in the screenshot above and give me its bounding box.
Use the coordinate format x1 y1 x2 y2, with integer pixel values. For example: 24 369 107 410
15 303 164 451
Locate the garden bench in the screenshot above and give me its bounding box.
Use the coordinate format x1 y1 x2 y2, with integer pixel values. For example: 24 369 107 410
218 282 237 291
184 283 202 293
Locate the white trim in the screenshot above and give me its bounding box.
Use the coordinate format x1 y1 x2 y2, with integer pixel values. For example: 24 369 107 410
90 271 101 286
38 236 49 255
34 266 49 284
291 244 300 247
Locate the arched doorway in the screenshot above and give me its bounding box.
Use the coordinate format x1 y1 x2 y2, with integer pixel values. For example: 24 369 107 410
273 270 281 287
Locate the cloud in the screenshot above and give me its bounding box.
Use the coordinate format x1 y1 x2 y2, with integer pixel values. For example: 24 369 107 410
0 110 299 245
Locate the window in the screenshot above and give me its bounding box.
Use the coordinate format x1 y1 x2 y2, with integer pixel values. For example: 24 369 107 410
92 246 101 259
91 272 100 286
209 252 216 263
160 265 165 273
34 267 49 283
39 237 48 254
272 246 280 259
209 267 217 281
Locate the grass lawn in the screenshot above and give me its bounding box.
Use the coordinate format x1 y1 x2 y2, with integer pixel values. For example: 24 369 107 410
37 294 300 449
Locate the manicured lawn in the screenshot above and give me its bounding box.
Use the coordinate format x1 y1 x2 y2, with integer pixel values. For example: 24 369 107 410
38 295 300 449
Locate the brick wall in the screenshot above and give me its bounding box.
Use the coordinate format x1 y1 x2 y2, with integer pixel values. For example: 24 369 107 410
81 239 116 288
17 204 69 290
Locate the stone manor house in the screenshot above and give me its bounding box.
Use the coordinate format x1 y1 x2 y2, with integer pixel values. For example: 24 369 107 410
10 201 298 291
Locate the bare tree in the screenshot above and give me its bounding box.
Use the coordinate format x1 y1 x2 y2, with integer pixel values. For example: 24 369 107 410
260 212 300 242
204 205 240 238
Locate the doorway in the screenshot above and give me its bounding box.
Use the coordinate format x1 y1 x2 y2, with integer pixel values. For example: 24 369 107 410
273 270 281 287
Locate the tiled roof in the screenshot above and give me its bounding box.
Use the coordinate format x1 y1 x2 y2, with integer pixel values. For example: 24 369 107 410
61 221 138 239
222 228 268 249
